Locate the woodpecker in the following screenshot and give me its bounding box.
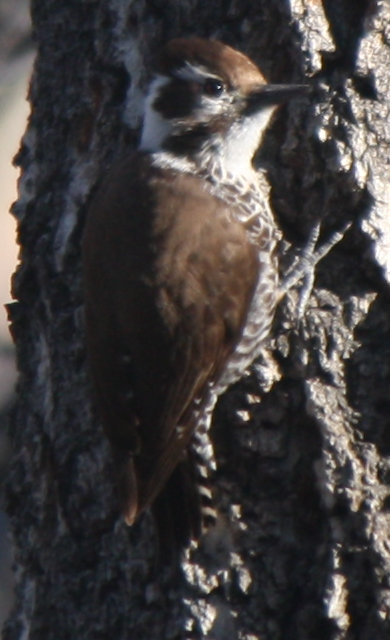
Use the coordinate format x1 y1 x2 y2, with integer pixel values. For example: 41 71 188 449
82 37 309 548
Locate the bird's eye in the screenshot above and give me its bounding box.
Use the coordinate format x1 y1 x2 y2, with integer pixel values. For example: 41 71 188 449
203 78 224 97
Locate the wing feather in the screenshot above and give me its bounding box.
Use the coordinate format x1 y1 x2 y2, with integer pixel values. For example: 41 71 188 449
83 152 260 520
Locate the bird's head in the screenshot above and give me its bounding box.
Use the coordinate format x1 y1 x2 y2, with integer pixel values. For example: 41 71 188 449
140 37 308 176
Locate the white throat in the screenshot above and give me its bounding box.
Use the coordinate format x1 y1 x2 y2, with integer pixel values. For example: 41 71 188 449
139 75 276 182
200 106 276 180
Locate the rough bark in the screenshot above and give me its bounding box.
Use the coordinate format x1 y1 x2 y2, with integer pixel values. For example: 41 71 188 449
4 1 390 639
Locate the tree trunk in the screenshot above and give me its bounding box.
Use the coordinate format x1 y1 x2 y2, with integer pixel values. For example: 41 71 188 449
4 1 390 639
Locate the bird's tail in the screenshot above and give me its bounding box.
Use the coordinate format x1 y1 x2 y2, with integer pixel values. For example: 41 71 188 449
113 411 218 560
151 425 218 562
151 456 202 558
189 413 218 530
112 448 139 526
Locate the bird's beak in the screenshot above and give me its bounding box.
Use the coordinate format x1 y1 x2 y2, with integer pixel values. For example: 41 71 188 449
244 83 310 115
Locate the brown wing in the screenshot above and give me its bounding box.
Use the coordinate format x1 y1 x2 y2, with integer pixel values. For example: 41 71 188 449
82 152 259 522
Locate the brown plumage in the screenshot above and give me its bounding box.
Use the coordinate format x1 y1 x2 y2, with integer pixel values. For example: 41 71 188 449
82 38 307 548
83 154 259 519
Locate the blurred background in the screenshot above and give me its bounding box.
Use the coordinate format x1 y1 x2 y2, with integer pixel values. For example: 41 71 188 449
0 0 34 627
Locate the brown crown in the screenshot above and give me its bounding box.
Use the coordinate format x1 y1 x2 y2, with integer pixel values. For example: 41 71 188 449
158 37 266 91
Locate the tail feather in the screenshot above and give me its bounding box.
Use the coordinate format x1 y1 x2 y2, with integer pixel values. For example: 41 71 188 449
189 412 218 530
152 457 202 560
112 410 218 558
112 448 139 526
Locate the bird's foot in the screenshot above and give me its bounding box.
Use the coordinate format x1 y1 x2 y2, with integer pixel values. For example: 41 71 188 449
280 220 352 317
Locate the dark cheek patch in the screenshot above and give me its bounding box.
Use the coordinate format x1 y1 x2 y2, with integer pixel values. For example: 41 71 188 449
153 80 199 118
162 123 211 156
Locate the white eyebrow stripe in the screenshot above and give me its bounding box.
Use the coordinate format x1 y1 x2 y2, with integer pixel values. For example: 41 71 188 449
174 62 221 83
